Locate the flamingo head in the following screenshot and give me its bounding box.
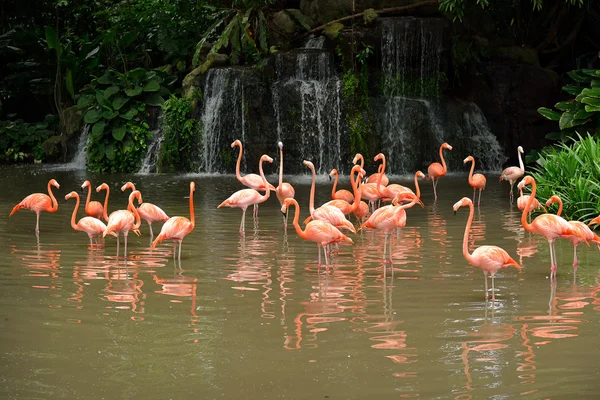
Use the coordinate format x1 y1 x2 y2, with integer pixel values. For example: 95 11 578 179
545 195 561 208
352 153 363 165
374 153 385 162
463 156 474 164
453 197 472 215
518 146 524 153
277 141 283 150
65 191 78 201
231 139 242 148
129 190 143 205
121 181 136 192
517 176 534 190
96 183 109 193
329 169 337 180
261 155 273 164
303 160 315 170
588 215 600 227
392 192 423 207
81 180 91 190
442 143 453 151
281 197 296 216
49 179 60 189
416 171 425 179
190 181 196 192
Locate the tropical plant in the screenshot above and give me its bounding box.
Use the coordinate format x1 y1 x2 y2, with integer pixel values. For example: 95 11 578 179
529 133 600 221
0 115 57 162
77 67 176 172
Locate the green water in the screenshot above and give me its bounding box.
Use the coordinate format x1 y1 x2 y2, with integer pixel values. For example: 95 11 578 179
1 165 599 399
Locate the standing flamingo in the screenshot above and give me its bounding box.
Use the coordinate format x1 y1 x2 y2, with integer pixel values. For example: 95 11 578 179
517 176 587 280
427 142 453 201
121 182 169 239
453 197 520 300
65 191 109 247
275 141 295 227
282 198 353 266
463 156 487 206
152 182 196 261
323 165 365 215
96 183 112 223
10 179 60 236
103 190 142 258
81 180 104 219
232 139 276 217
329 169 354 204
368 153 389 186
500 146 525 200
353 153 365 169
545 195 600 267
218 155 273 234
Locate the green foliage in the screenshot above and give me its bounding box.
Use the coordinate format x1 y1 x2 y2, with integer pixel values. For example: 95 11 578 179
440 0 585 22
0 115 57 162
158 93 202 172
363 9 379 25
530 134 600 221
78 67 175 172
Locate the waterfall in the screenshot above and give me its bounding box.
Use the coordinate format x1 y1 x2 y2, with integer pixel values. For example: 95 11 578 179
138 127 165 174
304 35 325 49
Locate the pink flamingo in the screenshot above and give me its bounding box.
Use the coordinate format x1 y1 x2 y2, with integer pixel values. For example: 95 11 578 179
352 153 365 169
10 178 60 236
103 190 142 258
463 156 487 206
152 182 196 261
368 153 389 186
518 176 587 280
303 160 356 233
378 170 425 203
282 198 353 266
323 165 365 215
427 142 452 201
232 139 276 217
121 182 169 239
358 163 385 211
65 191 109 247
517 187 545 221
329 169 354 204
358 192 422 263
81 180 104 219
275 141 295 227
546 195 600 267
218 155 273 234
589 215 600 227
454 197 520 300
96 183 112 223
500 146 525 200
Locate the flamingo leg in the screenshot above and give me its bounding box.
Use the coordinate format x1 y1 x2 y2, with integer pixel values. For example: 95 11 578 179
317 244 322 267
491 275 496 301
178 240 183 261
35 212 41 236
240 208 247 235
478 189 482 207
432 179 437 200
148 223 154 239
573 244 578 268
484 271 489 299
548 240 557 280
383 233 388 262
116 234 120 258
123 231 129 259
473 188 476 204
509 181 514 200
324 245 330 266
253 203 258 217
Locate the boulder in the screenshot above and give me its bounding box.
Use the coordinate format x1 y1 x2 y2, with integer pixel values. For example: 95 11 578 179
494 46 540 68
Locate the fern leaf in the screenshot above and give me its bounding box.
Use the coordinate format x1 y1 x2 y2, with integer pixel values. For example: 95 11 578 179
286 9 312 31
212 14 239 55
230 21 241 65
192 10 232 66
258 10 269 53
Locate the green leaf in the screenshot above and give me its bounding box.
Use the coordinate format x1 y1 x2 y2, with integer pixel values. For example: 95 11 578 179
120 31 137 48
102 110 119 120
574 109 594 119
65 69 75 98
84 109 101 124
112 126 126 141
163 75 178 86
585 105 600 112
324 23 344 40
258 10 269 52
119 108 138 120
286 9 312 31
104 86 119 99
592 80 600 88
128 68 147 81
76 94 94 109
97 73 113 85
545 131 564 140
45 26 60 56
92 120 105 136
145 93 165 106
112 95 129 110
582 97 600 106
581 69 599 77
554 101 579 111
568 70 592 83
143 79 160 92
363 8 379 24
581 87 600 98
562 85 583 96
96 91 110 108
538 107 562 121
105 142 116 159
125 86 143 97
85 46 100 61
192 9 232 66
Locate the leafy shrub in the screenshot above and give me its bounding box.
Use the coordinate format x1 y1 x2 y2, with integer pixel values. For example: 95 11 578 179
0 115 57 162
77 67 176 172
530 133 600 221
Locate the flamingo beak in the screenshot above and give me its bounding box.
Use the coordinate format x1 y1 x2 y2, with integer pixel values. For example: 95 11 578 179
453 210 457 216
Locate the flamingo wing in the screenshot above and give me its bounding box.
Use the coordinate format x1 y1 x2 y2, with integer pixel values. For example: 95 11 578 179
472 245 519 270
77 217 108 236
12 193 53 214
218 189 261 209
427 163 444 179
138 203 169 223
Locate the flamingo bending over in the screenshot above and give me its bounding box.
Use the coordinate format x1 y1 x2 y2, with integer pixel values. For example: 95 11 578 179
121 182 169 239
10 179 60 236
463 156 487 206
546 195 600 267
275 141 295 227
368 153 389 186
152 182 196 261
65 191 109 247
81 180 104 219
218 155 273 234
517 176 587 280
103 190 142 258
282 198 353 266
379 171 425 203
427 142 452 201
329 169 354 204
517 187 545 221
96 183 141 236
500 146 525 200
453 197 520 300
323 165 366 215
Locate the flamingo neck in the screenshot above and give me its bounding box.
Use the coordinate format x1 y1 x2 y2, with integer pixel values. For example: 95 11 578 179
462 202 476 264
258 158 271 203
189 185 195 228
47 181 58 212
129 194 141 230
467 159 475 184
414 173 421 199
553 197 563 216
356 154 364 169
235 143 243 181
440 145 448 174
517 149 525 172
380 155 386 177
289 199 308 240
70 194 80 231
331 170 339 198
101 186 110 222
278 147 284 187
521 181 536 233
85 184 92 212
350 167 361 212
308 164 316 215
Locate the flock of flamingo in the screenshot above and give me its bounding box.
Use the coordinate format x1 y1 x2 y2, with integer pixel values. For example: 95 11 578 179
9 140 600 300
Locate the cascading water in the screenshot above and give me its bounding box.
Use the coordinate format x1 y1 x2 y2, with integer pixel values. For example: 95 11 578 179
51 125 89 171
138 127 165 174
304 35 325 49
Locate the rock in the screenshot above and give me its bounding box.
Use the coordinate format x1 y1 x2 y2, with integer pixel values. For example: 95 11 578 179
272 10 299 34
41 135 65 160
62 106 81 138
494 46 540 67
182 66 205 98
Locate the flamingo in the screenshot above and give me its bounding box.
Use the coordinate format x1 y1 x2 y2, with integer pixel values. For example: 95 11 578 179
368 153 389 186
353 153 365 169
589 215 600 227
121 182 169 239
218 155 273 234
232 139 276 217
329 169 354 204
517 187 545 221
463 156 487 206
517 176 587 280
303 160 356 233
81 180 104 219
454 198 520 300
359 163 385 211
358 192 422 263
323 165 365 215
379 171 426 202
96 183 112 223
152 182 196 261
546 195 600 267
103 190 142 258
427 142 452 201
65 191 109 247
10 178 60 236
500 146 525 200
282 198 353 266
275 141 295 227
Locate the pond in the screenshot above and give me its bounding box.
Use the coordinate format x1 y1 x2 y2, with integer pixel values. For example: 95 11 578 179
1 165 599 399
